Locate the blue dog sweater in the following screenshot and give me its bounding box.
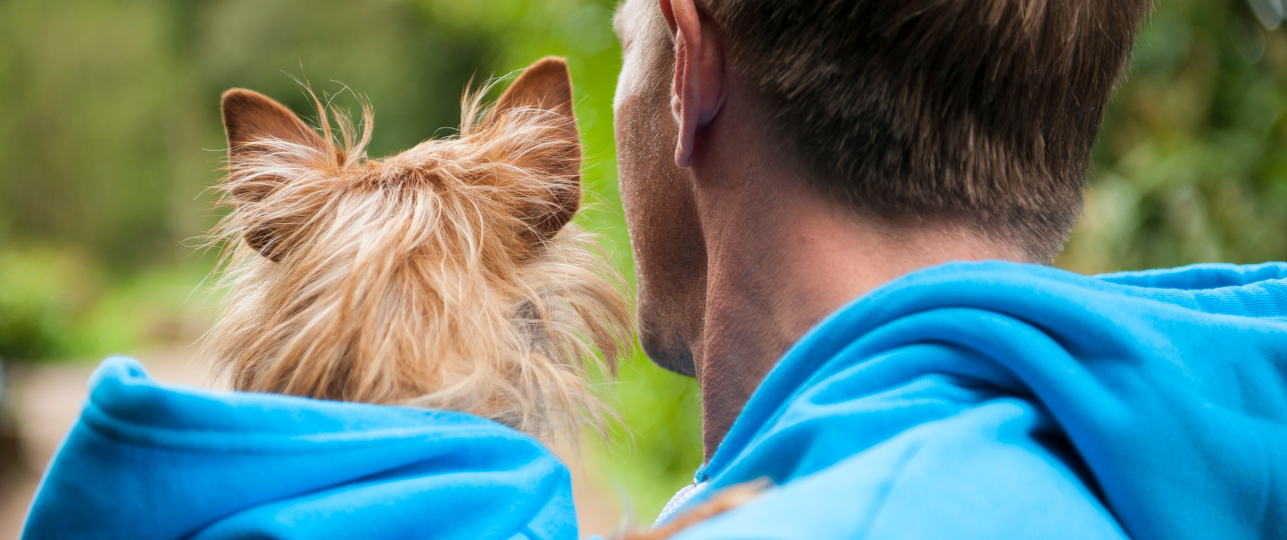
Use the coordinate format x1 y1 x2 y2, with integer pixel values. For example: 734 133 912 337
21 358 577 540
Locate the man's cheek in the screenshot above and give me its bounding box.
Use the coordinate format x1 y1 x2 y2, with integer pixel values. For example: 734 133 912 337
613 95 649 185
613 99 645 226
614 49 643 111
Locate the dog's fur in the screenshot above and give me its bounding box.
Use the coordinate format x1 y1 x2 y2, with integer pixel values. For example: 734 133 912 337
204 57 755 537
205 57 631 439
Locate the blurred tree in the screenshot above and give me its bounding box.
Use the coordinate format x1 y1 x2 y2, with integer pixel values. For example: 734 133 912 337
0 0 200 269
196 0 490 157
0 248 100 360
0 0 489 273
1061 0 1287 273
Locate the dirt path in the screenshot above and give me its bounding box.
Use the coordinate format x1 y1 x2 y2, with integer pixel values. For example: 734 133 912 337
0 349 620 538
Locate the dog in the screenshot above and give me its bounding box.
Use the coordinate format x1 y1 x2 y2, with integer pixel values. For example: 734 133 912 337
205 56 756 537
206 57 631 438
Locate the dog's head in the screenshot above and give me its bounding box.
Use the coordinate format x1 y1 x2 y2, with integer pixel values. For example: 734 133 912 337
207 57 632 438
220 57 582 263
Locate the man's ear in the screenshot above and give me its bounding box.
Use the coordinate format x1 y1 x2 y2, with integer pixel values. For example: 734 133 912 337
487 57 582 240
660 0 725 168
220 89 326 261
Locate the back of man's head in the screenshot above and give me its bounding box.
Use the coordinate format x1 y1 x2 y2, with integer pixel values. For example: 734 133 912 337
695 0 1153 261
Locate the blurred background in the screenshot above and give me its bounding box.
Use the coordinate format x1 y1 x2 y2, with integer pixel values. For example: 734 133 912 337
0 0 1285 536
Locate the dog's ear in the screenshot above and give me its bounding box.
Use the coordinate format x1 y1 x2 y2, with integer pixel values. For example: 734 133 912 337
488 57 582 241
221 89 326 261
223 88 324 158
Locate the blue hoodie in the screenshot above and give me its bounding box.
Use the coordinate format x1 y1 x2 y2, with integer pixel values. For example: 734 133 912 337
661 261 1287 540
21 358 578 540
23 261 1287 539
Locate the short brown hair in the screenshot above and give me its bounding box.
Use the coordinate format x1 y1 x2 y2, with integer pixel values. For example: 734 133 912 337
692 0 1153 261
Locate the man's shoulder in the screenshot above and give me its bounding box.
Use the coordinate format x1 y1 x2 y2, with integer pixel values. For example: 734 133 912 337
674 400 1126 540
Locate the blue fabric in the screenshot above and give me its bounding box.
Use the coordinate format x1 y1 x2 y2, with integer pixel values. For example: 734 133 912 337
671 261 1287 540
21 357 578 540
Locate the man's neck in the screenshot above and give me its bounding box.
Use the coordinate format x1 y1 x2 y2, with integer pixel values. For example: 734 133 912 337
689 159 1026 460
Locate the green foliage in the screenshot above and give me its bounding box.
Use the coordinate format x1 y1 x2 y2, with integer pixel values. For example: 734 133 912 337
594 355 705 519
1 0 1284 526
0 247 100 360
68 260 219 359
0 0 204 270
1061 0 1287 273
0 245 215 362
0 0 489 272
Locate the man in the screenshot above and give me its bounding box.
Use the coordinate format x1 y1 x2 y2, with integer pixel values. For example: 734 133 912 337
612 1 1286 539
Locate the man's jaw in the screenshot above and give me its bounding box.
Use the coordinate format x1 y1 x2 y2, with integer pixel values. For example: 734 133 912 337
639 317 698 377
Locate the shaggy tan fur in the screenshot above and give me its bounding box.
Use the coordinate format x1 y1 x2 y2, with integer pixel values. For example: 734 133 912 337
203 57 633 440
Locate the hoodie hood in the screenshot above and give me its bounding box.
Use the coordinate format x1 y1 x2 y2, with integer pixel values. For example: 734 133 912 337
675 261 1287 540
21 357 578 540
